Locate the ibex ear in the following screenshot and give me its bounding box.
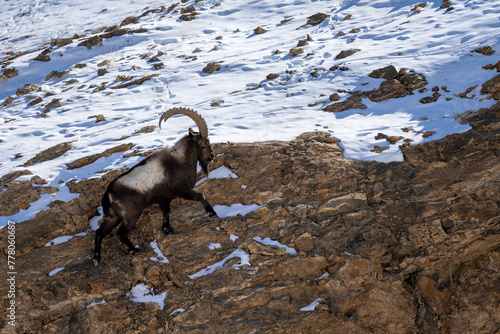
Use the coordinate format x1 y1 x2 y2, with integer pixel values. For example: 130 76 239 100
188 127 197 137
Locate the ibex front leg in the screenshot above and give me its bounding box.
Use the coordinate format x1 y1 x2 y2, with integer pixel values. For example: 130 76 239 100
159 199 175 234
182 190 218 218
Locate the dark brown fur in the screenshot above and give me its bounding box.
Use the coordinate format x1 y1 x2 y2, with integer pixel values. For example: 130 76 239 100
93 129 216 265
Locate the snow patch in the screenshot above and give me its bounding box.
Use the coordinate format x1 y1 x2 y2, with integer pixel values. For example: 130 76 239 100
315 272 331 281
196 165 238 186
89 206 104 231
129 283 167 310
87 299 106 308
169 308 186 316
300 298 324 312
187 248 250 279
213 204 264 218
44 232 87 247
253 236 297 255
149 240 169 264
48 267 64 277
208 243 221 250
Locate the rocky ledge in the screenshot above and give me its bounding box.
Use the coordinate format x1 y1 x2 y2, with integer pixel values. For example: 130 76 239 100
1 101 499 333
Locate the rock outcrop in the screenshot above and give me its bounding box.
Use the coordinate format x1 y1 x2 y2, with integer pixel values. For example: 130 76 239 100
1 101 498 333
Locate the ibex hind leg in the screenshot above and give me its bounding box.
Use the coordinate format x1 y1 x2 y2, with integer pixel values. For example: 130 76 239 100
116 211 142 254
93 216 121 266
117 224 140 254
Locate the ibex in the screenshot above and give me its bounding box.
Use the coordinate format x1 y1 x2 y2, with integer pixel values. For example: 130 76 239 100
93 108 217 266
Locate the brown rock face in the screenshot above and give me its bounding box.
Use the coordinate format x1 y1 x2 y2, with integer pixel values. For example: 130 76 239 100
1 102 498 333
481 74 500 99
22 142 72 166
66 143 134 170
365 71 427 102
323 68 428 112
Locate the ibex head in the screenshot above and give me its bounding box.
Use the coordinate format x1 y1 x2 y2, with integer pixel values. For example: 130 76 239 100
159 107 214 175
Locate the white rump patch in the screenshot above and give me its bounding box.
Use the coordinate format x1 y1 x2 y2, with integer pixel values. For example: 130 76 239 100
117 158 165 193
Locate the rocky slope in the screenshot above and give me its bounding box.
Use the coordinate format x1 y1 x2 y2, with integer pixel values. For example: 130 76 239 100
1 95 498 332
1 2 500 331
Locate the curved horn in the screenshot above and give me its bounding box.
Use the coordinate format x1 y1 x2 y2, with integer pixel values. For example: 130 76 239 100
158 107 209 138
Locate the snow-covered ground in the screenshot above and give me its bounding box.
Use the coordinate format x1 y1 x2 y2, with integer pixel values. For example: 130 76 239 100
1 0 500 227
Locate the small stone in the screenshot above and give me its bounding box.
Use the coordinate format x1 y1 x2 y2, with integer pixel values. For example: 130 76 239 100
266 73 280 80
422 131 436 138
202 62 222 74
289 48 304 57
306 13 329 26
51 38 73 47
335 49 360 59
370 145 390 153
152 62 164 70
474 46 495 56
93 83 107 93
115 75 133 82
34 53 50 62
29 97 43 106
46 99 62 109
65 79 79 85
254 27 268 35
419 92 441 104
98 60 111 67
210 99 224 107
120 16 139 26
0 68 18 83
368 65 398 80
97 68 108 76
441 0 452 9
77 36 102 49
387 136 404 144
16 84 40 96
329 93 340 101
45 70 67 81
